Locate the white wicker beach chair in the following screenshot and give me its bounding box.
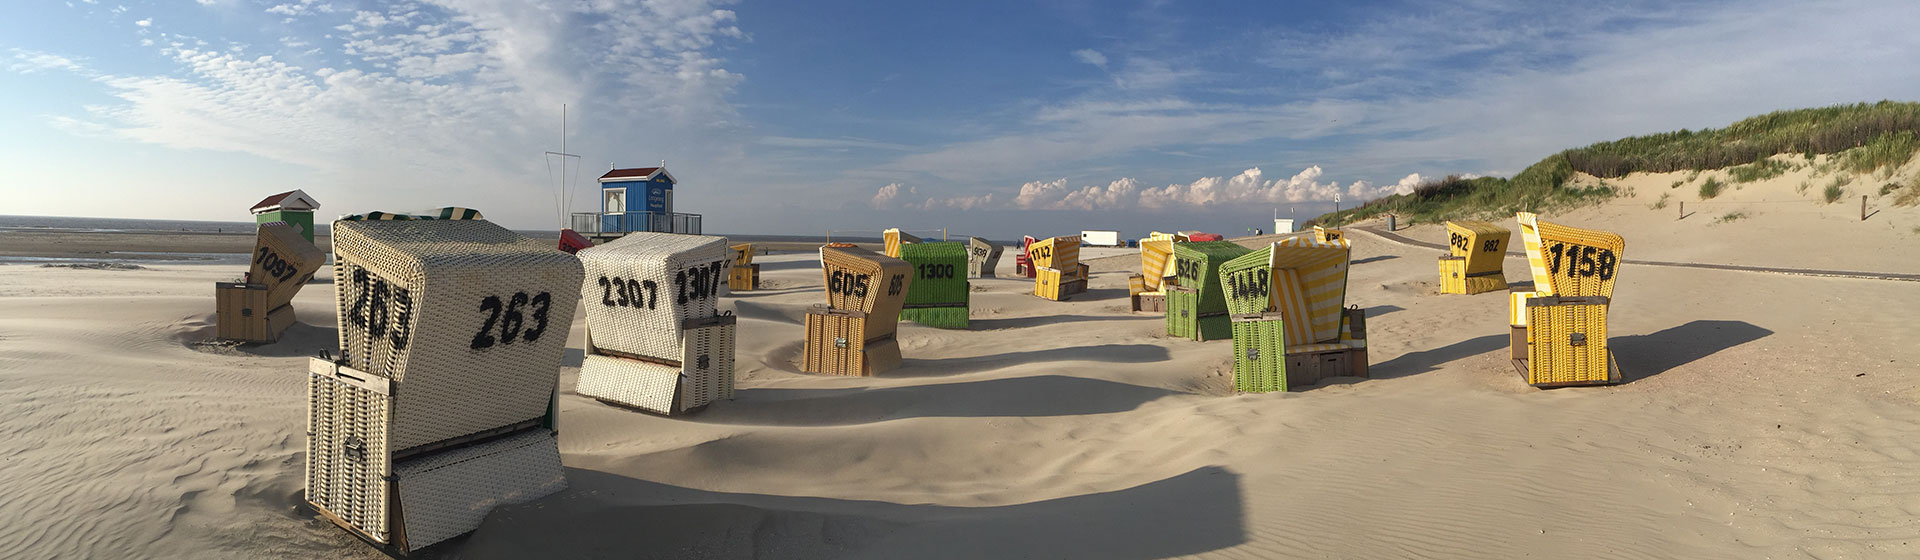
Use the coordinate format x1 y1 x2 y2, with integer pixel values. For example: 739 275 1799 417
308 214 580 553
574 232 737 415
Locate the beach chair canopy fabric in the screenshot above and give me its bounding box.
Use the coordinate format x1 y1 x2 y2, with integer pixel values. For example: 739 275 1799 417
1139 239 1175 291
1027 235 1081 270
883 228 921 258
1269 236 1352 345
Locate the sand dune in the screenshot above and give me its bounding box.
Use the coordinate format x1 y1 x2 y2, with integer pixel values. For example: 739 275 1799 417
1 204 1917 558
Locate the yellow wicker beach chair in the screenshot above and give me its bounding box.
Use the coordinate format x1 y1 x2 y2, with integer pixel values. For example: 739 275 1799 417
216 222 325 343
1509 212 1626 387
1438 220 1510 295
805 246 913 376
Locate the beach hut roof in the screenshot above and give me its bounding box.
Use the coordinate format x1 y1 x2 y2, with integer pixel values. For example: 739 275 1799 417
599 166 678 184
250 189 319 214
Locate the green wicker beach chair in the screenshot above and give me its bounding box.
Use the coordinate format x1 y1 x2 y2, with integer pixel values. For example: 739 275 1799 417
898 241 969 328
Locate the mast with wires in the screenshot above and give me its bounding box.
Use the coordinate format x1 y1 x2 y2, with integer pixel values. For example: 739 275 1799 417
545 103 583 231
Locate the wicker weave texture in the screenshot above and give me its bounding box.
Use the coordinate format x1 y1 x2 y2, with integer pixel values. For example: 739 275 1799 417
1027 236 1080 270
1032 266 1087 301
1525 299 1617 386
394 429 566 551
899 242 968 307
801 308 901 376
1523 215 1626 298
577 232 731 361
1219 246 1274 315
1231 314 1287 393
577 354 679 413
1445 220 1511 276
251 222 327 309
579 318 737 414
1170 241 1252 313
307 359 393 544
967 237 1002 278
1166 288 1231 341
331 219 582 451
819 246 913 320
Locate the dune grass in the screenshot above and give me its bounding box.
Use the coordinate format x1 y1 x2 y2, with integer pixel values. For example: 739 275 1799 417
1714 211 1748 224
1698 177 1725 200
1314 101 1920 226
1823 181 1847 204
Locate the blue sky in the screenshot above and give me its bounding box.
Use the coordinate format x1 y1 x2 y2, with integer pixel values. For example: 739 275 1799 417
3 0 1918 238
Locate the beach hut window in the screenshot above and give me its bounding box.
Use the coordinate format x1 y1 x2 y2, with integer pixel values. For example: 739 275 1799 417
605 189 626 214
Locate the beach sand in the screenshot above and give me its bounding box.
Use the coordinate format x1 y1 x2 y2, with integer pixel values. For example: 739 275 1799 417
1 190 1917 558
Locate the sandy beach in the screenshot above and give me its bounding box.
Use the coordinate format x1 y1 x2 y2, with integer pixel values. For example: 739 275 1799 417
2 188 1917 558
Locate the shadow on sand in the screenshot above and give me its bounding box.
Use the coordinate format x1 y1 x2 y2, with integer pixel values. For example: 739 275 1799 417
446 466 1246 560
1611 319 1773 383
704 374 1178 427
892 343 1171 377
967 313 1156 331
1368 333 1509 380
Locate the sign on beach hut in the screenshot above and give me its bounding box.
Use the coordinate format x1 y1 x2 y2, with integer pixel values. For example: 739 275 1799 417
1438 220 1510 294
307 211 578 553
805 246 913 376
1509 212 1626 387
575 232 737 416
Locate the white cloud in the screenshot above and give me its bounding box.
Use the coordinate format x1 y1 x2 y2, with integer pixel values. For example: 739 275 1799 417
6 49 85 74
870 183 918 209
887 165 1400 212
134 18 151 26
1071 48 1106 68
8 0 752 228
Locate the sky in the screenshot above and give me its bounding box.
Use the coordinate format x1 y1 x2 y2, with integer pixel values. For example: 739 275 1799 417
3 0 1918 239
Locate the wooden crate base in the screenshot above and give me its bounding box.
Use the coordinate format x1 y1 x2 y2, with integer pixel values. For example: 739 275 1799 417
1285 346 1369 388
802 308 903 376
216 282 296 343
1131 293 1166 313
728 263 759 291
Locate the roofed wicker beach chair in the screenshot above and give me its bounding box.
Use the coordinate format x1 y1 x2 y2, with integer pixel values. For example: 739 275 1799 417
217 221 325 343
805 245 913 376
898 241 970 328
307 209 578 554
1130 237 1177 313
576 232 737 415
1164 240 1252 341
883 227 921 258
1029 235 1089 301
967 236 1003 278
1510 212 1626 388
1439 220 1511 295
1311 225 1345 244
728 242 759 291
1222 236 1365 392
